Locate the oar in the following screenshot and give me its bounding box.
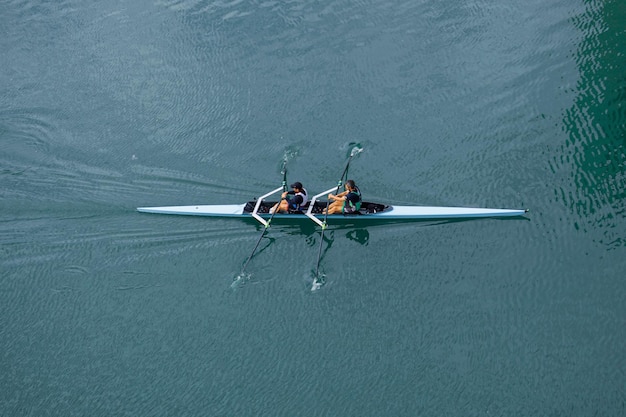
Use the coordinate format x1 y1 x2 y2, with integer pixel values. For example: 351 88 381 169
240 159 288 275
313 146 362 286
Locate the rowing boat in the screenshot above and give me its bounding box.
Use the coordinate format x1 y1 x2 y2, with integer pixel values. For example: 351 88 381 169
138 158 527 289
137 185 528 223
137 202 526 220
139 148 528 291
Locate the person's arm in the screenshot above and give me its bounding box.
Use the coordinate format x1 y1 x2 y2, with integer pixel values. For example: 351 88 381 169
328 190 348 200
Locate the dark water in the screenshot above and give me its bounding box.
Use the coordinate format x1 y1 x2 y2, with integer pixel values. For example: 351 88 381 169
2 0 625 415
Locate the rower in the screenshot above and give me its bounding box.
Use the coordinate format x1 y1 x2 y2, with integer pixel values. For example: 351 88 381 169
269 182 308 214
324 180 361 215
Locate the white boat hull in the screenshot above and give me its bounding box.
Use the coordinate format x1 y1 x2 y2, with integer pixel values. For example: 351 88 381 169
137 203 527 220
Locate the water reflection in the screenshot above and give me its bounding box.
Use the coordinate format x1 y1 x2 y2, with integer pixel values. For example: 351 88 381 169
239 215 529 281
560 1 626 248
248 219 374 243
346 228 369 245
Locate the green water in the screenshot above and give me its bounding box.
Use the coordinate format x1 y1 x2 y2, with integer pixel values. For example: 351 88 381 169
1 0 624 415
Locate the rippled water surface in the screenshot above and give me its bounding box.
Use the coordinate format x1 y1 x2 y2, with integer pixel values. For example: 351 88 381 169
2 0 625 415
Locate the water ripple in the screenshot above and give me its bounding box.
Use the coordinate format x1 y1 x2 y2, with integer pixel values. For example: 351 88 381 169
553 0 626 250
2 0 625 414
0 108 54 159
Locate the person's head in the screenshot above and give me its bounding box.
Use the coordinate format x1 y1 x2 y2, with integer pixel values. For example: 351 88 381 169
345 180 356 190
290 182 303 191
